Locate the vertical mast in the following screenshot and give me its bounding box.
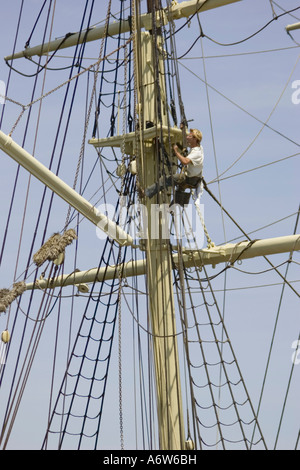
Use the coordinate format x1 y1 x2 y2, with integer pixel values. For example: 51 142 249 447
135 0 185 450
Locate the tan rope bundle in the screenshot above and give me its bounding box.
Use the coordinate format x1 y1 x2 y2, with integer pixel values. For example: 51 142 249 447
0 282 26 314
33 228 77 267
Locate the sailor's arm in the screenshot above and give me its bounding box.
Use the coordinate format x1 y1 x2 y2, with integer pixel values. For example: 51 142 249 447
173 145 191 166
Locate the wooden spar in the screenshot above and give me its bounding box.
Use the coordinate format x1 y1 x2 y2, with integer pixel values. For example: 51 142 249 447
0 130 133 247
24 235 300 291
4 0 242 61
286 22 300 32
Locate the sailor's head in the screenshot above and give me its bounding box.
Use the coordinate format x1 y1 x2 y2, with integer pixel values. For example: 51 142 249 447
187 128 202 147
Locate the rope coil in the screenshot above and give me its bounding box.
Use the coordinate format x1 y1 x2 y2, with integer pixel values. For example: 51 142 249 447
32 229 77 267
0 282 26 314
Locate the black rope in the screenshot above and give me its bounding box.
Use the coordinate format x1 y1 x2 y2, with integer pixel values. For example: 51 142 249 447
203 180 300 299
24 0 48 49
170 4 300 57
43 173 134 450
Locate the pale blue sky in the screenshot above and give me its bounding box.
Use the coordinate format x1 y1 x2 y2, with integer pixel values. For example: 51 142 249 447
0 0 299 450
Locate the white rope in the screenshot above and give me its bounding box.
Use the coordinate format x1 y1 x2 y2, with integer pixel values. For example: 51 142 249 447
191 183 214 249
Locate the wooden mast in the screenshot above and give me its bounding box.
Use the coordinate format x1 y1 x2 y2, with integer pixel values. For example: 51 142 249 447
136 0 185 449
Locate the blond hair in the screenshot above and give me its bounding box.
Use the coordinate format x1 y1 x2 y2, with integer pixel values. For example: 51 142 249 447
190 128 202 144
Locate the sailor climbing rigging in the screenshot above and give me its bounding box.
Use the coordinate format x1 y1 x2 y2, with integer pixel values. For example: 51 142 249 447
145 128 204 199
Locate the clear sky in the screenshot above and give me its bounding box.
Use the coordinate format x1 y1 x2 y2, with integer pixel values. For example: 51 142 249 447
0 0 299 451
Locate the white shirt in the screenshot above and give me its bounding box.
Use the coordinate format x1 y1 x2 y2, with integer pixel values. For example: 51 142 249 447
186 145 204 177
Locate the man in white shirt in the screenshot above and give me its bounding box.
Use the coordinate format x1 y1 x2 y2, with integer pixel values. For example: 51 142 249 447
145 128 204 199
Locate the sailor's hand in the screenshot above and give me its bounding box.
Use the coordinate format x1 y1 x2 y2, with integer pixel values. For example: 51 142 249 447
173 144 179 152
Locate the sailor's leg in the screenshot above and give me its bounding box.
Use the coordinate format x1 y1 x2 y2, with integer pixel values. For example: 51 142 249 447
173 173 186 185
145 175 172 199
